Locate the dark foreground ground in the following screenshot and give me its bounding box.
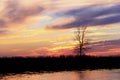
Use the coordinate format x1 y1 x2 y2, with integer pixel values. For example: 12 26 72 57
0 56 120 74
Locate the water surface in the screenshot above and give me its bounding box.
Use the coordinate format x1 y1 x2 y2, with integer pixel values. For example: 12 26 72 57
0 69 120 80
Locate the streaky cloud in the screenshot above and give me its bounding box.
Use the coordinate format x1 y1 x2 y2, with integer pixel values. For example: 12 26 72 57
5 0 44 22
47 3 120 29
92 39 120 51
0 0 44 28
88 39 120 56
0 19 6 27
0 30 8 36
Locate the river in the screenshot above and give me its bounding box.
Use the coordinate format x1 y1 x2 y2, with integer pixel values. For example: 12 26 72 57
0 69 120 80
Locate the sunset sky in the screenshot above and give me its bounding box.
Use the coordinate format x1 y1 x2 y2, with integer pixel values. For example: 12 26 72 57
0 0 120 57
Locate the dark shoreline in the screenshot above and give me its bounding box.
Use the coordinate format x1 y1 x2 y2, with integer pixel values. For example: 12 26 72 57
0 56 120 74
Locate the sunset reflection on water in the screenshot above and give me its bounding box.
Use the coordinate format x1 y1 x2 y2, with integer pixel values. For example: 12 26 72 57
0 69 120 80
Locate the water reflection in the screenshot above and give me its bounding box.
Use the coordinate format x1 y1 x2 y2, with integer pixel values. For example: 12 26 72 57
0 69 120 80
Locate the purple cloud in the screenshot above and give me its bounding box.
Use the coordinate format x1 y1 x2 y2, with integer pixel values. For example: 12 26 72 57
0 30 9 36
88 39 120 56
48 3 120 29
0 20 6 27
4 0 44 22
0 0 44 29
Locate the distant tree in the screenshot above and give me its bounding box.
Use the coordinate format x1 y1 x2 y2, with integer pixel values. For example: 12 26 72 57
74 25 89 56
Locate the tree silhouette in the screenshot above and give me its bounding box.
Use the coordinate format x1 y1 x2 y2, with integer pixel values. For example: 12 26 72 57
74 25 88 56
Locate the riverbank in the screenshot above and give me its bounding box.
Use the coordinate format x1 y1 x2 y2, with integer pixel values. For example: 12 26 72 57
0 56 120 73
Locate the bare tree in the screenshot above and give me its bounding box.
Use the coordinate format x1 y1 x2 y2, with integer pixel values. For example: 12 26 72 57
74 25 88 56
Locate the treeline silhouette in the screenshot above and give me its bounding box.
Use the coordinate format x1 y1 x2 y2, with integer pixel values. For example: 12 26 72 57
0 56 120 73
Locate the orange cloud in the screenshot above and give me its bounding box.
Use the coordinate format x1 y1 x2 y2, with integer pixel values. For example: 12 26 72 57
46 17 75 29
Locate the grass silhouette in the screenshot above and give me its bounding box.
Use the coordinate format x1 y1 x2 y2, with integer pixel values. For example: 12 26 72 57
0 55 120 73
